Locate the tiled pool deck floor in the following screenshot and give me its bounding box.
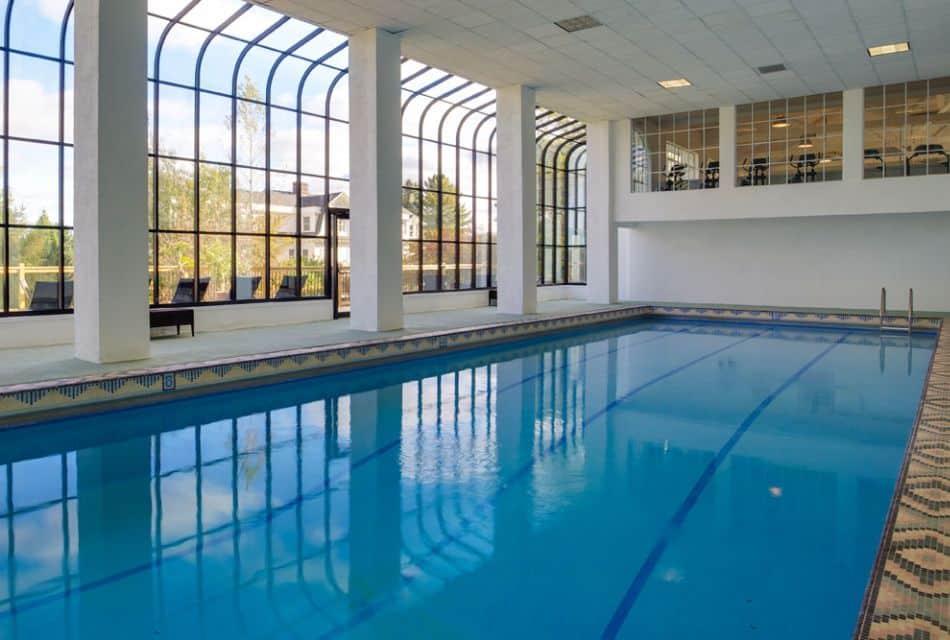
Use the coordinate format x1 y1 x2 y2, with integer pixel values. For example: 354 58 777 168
858 321 950 640
0 300 615 389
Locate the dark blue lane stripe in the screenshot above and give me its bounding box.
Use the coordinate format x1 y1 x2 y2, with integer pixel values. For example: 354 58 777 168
600 332 850 640
0 326 683 619
317 332 767 639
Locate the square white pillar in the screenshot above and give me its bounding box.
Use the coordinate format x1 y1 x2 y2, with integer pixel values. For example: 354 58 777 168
842 88 864 182
586 120 618 304
718 106 737 190
496 85 537 315
348 28 403 332
74 0 150 363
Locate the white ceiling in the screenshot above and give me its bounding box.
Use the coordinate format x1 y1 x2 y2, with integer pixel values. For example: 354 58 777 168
266 0 950 121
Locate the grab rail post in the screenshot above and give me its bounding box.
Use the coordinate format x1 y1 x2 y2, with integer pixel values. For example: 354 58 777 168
880 287 886 328
908 288 914 333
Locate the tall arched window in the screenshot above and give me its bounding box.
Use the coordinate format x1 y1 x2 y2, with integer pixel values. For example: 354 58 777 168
400 62 497 293
536 111 586 285
147 0 349 305
0 0 74 315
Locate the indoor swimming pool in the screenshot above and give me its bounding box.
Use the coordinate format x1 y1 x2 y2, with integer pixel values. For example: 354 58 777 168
0 319 937 639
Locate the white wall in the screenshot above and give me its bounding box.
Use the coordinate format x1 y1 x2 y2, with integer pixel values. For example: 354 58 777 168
539 285 588 302
618 212 950 312
0 315 74 349
194 299 334 332
403 290 489 313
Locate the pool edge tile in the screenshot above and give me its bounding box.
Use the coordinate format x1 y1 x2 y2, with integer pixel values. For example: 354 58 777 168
855 319 950 640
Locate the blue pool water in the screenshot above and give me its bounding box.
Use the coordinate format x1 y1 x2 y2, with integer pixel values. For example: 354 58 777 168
0 319 936 639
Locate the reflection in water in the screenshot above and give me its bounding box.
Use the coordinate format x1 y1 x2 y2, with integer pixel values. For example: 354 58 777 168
0 324 938 639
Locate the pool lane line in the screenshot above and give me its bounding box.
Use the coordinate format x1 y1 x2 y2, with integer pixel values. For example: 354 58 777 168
314 332 767 640
600 332 850 640
0 326 685 620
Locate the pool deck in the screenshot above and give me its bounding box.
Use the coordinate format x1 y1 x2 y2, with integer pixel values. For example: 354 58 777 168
857 321 950 640
0 300 616 389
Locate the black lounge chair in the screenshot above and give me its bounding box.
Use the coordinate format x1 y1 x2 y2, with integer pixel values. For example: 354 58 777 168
906 143 950 174
29 280 73 311
171 277 210 304
275 274 308 299
704 160 720 189
232 276 262 300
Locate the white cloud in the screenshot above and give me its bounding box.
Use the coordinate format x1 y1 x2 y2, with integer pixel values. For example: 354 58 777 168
37 0 70 22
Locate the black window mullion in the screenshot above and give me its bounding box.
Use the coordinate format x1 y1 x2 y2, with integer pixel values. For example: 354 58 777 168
57 2 71 310
326 68 347 302
4 6 16 313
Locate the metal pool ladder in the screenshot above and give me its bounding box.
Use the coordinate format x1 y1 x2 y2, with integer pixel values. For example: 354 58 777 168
880 287 913 333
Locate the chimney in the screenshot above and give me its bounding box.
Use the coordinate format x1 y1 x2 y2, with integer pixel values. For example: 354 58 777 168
292 181 309 196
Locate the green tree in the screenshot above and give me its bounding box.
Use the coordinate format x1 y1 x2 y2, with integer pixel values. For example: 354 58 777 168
401 173 471 240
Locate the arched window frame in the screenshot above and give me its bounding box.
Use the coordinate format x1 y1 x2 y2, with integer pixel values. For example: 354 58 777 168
148 1 350 306
400 64 497 294
0 0 75 316
536 110 586 286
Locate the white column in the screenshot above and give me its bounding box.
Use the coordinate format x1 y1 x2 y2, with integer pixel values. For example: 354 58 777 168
586 120 617 304
74 0 150 363
843 88 864 182
496 85 537 315
718 106 737 190
348 28 403 332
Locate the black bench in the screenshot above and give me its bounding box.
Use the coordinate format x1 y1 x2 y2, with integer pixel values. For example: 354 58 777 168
150 308 195 336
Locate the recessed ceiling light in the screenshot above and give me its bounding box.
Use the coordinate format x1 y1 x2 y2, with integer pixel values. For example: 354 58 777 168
658 78 691 89
555 15 602 33
868 42 910 57
757 63 786 75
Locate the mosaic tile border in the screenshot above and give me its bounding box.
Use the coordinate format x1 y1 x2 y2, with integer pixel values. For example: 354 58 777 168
0 304 941 426
651 304 942 332
856 321 950 640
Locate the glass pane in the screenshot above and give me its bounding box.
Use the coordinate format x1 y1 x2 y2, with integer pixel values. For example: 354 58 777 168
198 163 232 232
422 241 438 291
301 241 325 297
269 171 297 235
236 168 266 233
157 232 194 304
459 243 473 290
156 158 195 230
235 97 267 168
569 247 586 283
402 241 420 292
475 243 489 289
235 235 265 300
7 227 61 312
199 234 231 302
269 236 296 299
8 141 60 225
156 85 195 158
441 242 457 290
441 193 458 241
199 93 233 164
8 54 60 142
